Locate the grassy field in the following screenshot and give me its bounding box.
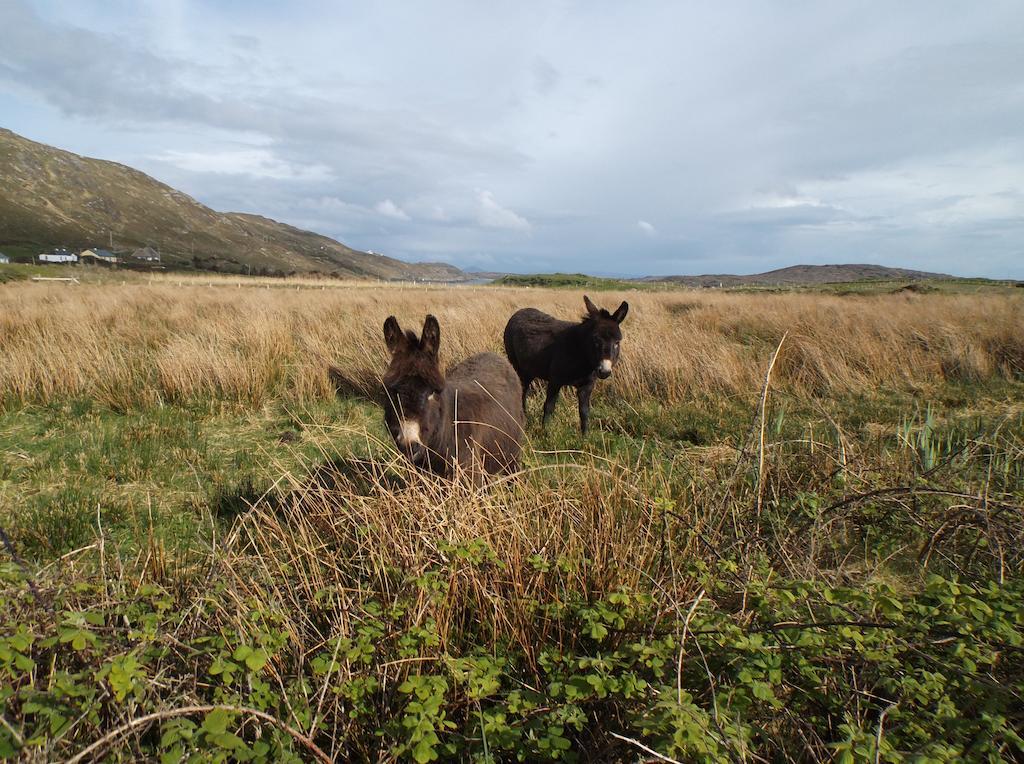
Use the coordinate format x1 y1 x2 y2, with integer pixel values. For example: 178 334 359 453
1 276 1023 762
491 271 1023 295
491 273 654 290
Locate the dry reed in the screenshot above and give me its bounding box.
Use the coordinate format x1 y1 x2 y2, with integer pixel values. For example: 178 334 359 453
2 281 1021 409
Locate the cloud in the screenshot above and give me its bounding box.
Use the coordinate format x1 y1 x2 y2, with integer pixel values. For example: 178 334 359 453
477 191 531 231
532 57 560 95
426 205 449 222
740 193 836 211
721 194 856 227
154 149 332 181
2 1 1023 277
0 1 527 173
374 199 410 221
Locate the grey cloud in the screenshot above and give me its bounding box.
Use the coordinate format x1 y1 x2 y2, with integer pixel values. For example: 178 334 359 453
229 34 261 52
780 42 1024 176
0 2 220 122
2 1 1022 278
532 58 560 95
0 1 527 176
720 204 859 228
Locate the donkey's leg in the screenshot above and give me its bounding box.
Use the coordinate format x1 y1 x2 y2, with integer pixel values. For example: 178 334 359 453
577 381 595 434
541 383 562 428
519 376 532 415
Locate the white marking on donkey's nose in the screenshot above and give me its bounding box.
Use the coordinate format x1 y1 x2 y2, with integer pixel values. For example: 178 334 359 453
398 419 422 446
599 359 613 374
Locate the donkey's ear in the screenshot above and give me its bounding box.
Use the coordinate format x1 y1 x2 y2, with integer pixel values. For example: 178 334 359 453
383 316 404 354
420 315 441 358
611 301 629 324
583 295 600 317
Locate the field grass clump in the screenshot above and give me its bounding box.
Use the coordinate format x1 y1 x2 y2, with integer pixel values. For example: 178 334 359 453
2 280 1021 409
0 278 1023 761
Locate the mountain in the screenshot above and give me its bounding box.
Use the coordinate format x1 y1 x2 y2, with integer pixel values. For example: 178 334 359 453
644 264 953 287
0 128 464 280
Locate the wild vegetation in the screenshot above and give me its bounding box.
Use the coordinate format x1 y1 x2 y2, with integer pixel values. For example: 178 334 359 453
1 276 1022 761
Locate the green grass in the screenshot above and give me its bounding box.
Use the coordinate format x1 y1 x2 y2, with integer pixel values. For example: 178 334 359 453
0 398 380 560
4 381 1020 563
2 379 1023 761
0 262 52 283
0 261 137 284
492 272 653 290
720 277 1022 295
0 243 49 264
490 272 1022 295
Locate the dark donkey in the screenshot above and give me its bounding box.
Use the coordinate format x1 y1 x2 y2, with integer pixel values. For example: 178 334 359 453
503 295 628 434
382 314 525 478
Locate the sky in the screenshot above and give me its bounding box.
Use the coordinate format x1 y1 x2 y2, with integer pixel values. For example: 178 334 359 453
2 1 1023 278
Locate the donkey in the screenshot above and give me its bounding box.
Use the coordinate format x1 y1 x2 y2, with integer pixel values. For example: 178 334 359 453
382 314 525 479
503 295 628 434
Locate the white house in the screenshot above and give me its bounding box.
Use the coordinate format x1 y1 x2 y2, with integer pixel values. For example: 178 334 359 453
39 248 78 263
0 253 10 264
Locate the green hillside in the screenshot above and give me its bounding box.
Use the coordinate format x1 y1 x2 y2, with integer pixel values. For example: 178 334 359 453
0 128 464 280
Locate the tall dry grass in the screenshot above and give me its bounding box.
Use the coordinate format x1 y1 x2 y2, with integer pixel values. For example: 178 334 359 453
223 451 686 662
1 280 1022 409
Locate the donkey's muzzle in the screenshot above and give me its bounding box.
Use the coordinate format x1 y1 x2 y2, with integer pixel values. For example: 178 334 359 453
401 441 428 465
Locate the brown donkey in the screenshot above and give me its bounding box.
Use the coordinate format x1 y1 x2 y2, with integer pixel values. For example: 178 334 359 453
503 295 628 434
382 314 525 478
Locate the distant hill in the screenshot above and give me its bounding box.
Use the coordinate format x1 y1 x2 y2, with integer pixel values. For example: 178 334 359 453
644 264 953 287
0 128 464 280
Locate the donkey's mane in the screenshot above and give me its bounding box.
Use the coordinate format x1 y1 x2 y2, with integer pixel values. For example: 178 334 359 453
580 309 613 323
